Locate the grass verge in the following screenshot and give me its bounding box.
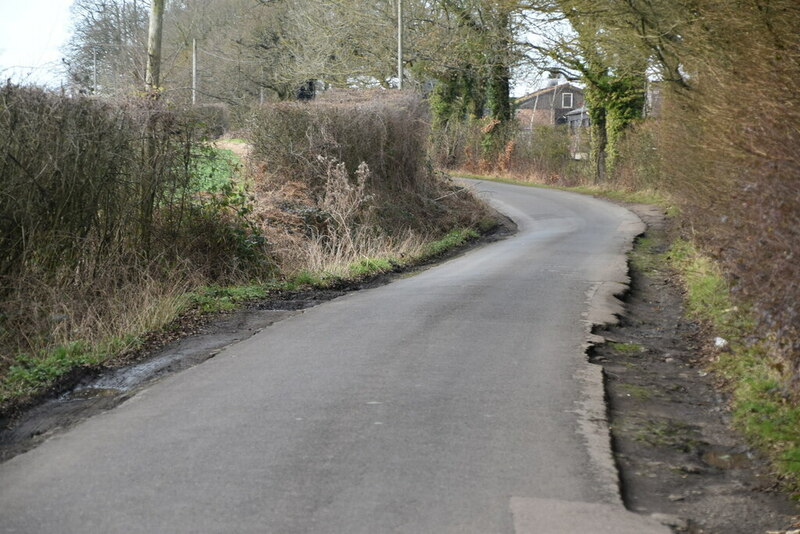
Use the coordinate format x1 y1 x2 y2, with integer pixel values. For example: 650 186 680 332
287 227 483 289
0 227 486 412
657 238 800 493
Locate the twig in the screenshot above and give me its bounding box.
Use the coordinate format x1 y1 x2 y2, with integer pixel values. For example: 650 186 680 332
433 187 468 202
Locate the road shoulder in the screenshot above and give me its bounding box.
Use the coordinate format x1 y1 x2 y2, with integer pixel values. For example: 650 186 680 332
596 205 799 533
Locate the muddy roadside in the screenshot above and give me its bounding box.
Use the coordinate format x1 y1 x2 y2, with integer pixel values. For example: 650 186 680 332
597 205 799 533
0 217 515 463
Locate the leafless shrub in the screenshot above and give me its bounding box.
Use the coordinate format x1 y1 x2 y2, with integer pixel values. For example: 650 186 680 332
429 119 485 171
613 122 663 191
431 118 588 185
0 84 270 369
507 126 586 185
248 91 490 275
317 157 374 254
186 103 229 139
251 90 431 195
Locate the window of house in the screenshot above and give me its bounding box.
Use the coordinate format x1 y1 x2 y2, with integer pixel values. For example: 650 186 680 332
562 92 574 108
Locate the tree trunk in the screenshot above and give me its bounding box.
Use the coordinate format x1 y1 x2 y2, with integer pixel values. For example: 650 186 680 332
487 63 511 122
586 85 607 184
144 0 165 94
142 0 165 252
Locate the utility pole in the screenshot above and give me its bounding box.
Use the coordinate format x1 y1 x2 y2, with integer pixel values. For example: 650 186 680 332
144 0 165 95
397 0 403 89
192 38 197 105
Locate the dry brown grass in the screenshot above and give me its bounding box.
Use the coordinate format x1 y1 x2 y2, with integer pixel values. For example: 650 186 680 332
0 85 271 375
248 91 490 277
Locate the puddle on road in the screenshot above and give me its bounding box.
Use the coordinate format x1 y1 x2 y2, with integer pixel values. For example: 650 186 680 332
65 309 301 399
69 387 121 400
69 350 213 398
702 448 753 470
1 308 299 463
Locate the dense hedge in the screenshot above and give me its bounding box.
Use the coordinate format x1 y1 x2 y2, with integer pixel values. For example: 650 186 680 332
0 84 269 361
247 90 489 272
615 3 800 387
251 90 431 194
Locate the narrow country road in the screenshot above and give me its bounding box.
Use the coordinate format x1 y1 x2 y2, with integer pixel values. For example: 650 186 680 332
0 180 670 533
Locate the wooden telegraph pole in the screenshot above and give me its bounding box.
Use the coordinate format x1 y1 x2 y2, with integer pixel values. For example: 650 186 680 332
192 38 197 105
145 0 165 95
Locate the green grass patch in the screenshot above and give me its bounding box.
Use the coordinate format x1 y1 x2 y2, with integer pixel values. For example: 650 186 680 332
621 383 654 400
666 239 754 337
187 284 268 313
662 237 800 492
477 216 499 233
0 336 141 405
610 342 646 354
421 228 480 258
190 146 241 193
634 418 699 451
716 348 800 484
287 271 329 289
629 235 663 274
349 257 394 277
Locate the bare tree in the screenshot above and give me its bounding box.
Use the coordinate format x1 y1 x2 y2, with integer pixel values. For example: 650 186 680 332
63 0 148 95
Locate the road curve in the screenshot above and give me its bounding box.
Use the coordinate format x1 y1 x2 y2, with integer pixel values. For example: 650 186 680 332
0 180 670 533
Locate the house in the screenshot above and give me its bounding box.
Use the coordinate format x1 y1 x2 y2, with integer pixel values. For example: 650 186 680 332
565 106 590 130
515 82 586 130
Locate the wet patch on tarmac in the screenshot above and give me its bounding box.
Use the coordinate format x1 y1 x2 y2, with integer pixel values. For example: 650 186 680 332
0 308 300 463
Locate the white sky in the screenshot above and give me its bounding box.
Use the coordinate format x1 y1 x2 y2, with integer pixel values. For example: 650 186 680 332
0 0 75 87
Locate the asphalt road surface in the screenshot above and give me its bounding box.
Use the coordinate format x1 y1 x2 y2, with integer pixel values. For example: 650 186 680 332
0 180 670 533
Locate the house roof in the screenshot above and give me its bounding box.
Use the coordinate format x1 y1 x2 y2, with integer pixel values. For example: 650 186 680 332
515 82 584 106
